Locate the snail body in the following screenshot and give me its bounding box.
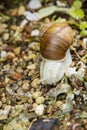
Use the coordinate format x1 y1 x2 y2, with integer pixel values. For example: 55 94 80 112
40 23 74 84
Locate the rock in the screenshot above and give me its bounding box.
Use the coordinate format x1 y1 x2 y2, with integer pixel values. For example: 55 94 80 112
0 51 7 58
56 1 66 6
32 91 41 99
11 8 18 16
35 104 45 116
11 71 23 80
31 29 39 36
28 42 40 51
25 92 32 98
14 47 21 56
12 84 19 90
24 11 39 21
3 33 9 41
10 25 17 31
18 5 25 15
27 0 42 10
0 23 8 34
0 105 11 120
83 38 87 48
17 87 24 94
1 96 6 103
27 64 36 70
31 78 40 88
5 77 10 84
7 52 15 62
36 96 45 104
22 82 30 91
28 51 36 60
29 118 59 130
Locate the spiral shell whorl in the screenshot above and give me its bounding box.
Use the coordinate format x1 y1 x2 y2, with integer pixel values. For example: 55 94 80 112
40 23 74 60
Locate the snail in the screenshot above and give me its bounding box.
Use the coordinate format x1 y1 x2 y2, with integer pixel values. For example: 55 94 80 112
40 22 74 84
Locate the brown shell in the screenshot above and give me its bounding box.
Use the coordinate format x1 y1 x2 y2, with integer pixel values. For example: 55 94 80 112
40 23 74 60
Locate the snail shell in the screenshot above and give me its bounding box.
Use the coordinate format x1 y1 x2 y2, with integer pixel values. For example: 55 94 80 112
40 23 74 60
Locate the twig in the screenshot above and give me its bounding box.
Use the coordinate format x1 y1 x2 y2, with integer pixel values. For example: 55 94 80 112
0 12 9 21
81 53 87 63
70 46 82 60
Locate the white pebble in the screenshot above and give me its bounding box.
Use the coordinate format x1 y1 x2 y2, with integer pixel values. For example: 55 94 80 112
24 11 39 21
83 38 87 48
56 1 66 6
1 51 7 58
31 29 39 36
27 0 42 10
35 104 45 116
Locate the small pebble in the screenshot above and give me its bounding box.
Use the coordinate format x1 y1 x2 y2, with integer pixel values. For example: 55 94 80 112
17 88 24 94
32 91 41 99
0 23 8 34
24 11 39 21
27 0 42 9
7 52 15 61
0 105 11 120
35 104 45 116
23 55 29 61
16 67 24 73
3 33 9 41
11 8 18 16
31 29 39 36
1 97 6 103
33 103 38 108
14 47 21 56
56 1 66 6
36 96 45 104
7 99 11 105
31 78 40 88
7 52 15 58
11 25 17 31
3 64 11 71
28 51 36 60
0 51 7 58
28 97 33 104
5 77 10 84
25 92 32 98
12 84 19 90
22 83 29 91
29 42 40 51
11 72 23 80
27 64 36 70
83 38 87 48
18 5 25 15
